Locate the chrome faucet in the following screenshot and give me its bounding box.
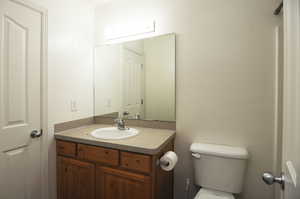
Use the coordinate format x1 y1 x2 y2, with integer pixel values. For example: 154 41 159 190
114 118 127 130
114 111 132 130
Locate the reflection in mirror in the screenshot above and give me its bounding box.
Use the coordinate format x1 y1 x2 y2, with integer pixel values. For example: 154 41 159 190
94 34 175 122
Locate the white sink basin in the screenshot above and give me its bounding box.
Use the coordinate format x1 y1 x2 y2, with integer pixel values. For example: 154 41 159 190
90 127 139 140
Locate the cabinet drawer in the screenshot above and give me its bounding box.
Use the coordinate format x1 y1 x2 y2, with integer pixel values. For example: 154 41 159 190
56 140 76 157
78 144 119 166
121 152 152 173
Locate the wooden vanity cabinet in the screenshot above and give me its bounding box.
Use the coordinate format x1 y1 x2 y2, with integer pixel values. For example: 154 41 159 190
56 140 174 199
57 156 95 199
96 166 152 199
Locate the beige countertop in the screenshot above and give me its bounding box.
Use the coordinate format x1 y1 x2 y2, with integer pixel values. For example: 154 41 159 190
55 124 176 155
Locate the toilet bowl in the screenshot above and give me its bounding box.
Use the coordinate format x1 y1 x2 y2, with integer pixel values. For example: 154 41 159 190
194 188 235 199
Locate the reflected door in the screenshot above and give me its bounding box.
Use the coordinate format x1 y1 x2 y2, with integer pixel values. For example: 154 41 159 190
0 0 43 198
122 48 145 119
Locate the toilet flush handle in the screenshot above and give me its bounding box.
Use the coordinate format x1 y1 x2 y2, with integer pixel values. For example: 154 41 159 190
191 153 201 159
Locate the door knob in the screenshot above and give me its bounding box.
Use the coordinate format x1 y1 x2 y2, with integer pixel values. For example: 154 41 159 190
30 130 43 138
262 172 285 190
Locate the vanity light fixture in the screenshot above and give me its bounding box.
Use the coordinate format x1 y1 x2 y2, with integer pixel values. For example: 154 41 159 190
104 20 155 42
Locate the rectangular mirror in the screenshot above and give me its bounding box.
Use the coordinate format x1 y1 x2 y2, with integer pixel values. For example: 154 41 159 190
94 33 176 122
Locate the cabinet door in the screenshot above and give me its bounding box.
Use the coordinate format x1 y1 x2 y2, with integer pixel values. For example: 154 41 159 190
57 156 95 199
96 166 151 199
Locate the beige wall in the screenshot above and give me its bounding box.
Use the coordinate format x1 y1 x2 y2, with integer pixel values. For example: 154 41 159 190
28 0 95 198
95 0 280 199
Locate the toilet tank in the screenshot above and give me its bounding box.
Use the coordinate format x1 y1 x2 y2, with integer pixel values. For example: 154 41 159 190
190 143 248 194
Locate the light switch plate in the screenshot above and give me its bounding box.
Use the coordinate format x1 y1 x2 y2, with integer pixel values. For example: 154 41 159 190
70 100 78 112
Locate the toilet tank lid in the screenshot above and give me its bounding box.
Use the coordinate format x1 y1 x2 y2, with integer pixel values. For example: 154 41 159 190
190 143 248 159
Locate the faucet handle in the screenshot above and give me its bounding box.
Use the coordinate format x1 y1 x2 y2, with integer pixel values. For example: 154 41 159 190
123 111 130 116
114 118 122 122
114 118 125 125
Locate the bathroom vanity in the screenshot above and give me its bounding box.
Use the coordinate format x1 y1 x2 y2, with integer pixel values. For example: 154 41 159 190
55 33 177 199
55 124 175 199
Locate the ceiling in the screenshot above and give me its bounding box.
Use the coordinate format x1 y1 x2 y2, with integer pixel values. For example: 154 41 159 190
86 0 112 5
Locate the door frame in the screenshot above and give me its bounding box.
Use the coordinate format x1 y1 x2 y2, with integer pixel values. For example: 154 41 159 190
281 0 300 198
6 0 48 198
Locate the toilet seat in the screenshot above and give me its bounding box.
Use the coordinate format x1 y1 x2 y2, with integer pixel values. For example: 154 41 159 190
194 188 235 199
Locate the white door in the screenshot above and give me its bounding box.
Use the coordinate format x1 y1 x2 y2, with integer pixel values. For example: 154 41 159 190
281 0 300 198
263 0 300 198
262 1 300 198
122 48 145 119
0 0 44 199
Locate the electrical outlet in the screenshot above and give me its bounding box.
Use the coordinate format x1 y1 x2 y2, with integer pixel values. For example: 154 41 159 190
185 178 191 192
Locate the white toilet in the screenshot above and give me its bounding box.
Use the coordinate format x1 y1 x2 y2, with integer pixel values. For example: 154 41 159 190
190 143 249 199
